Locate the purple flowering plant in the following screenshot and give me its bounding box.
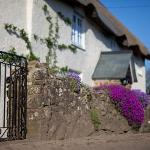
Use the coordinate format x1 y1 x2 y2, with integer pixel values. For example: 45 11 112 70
67 71 81 93
132 89 150 108
94 84 145 126
67 71 81 82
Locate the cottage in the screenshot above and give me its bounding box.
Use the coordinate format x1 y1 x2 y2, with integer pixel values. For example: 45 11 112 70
0 0 150 92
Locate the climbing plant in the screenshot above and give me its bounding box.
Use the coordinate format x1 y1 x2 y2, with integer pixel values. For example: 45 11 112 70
4 24 39 61
4 4 77 67
33 4 77 67
5 24 32 50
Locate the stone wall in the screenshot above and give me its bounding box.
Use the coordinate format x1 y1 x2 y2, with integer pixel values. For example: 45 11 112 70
140 105 150 133
27 61 131 140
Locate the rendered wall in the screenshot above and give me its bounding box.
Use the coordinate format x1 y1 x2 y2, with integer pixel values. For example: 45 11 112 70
0 0 28 55
31 0 124 86
0 0 146 90
132 56 146 92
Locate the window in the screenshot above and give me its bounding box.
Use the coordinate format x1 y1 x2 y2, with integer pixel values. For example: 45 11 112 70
71 14 85 48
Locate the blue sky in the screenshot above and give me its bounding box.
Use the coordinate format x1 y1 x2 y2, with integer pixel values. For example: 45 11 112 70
100 0 150 68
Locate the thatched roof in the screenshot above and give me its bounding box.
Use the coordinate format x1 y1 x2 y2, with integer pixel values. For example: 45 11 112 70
63 0 150 59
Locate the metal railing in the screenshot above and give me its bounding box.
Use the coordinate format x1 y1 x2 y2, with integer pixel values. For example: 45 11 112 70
0 51 27 141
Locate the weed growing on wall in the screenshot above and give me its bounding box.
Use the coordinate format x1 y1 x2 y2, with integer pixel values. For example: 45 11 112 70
90 108 101 131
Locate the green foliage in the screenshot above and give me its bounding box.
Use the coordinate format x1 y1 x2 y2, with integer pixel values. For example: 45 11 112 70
48 66 59 74
45 37 53 49
90 108 101 131
60 66 69 74
68 45 77 53
42 4 48 15
58 44 68 50
5 24 17 33
57 11 72 25
41 4 76 67
70 78 78 92
48 66 69 75
4 23 38 61
20 29 32 50
41 4 58 66
33 34 39 41
5 24 32 50
8 47 17 55
0 47 18 63
87 93 92 102
4 4 76 65
26 51 39 61
58 44 77 53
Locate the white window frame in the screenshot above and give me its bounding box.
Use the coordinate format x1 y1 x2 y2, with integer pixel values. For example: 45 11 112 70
71 13 85 49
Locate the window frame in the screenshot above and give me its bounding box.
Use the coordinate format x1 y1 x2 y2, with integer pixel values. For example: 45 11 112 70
71 13 85 49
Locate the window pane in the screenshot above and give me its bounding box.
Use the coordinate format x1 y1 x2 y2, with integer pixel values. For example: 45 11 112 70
72 14 84 48
73 15 76 23
72 15 76 43
78 18 82 46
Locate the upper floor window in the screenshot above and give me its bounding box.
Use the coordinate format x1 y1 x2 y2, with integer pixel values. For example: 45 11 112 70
71 14 85 49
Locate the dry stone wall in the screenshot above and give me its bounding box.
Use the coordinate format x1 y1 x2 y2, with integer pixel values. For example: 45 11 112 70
27 61 131 140
140 105 150 133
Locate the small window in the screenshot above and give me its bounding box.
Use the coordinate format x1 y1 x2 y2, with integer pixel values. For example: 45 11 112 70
71 14 85 48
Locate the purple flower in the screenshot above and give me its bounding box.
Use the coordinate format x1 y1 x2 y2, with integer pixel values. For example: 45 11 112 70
95 84 145 125
67 71 81 82
67 71 81 92
132 89 150 108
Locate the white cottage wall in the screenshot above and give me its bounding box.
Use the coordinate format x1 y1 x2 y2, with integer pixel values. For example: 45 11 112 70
31 0 125 85
0 0 29 55
0 0 147 90
132 56 146 92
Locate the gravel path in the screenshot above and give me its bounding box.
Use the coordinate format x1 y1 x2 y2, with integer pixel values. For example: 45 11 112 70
0 133 150 150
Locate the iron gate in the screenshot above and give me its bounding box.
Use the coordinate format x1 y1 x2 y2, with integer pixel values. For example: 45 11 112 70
0 51 27 141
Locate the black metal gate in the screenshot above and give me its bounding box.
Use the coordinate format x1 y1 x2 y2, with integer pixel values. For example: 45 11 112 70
0 51 27 141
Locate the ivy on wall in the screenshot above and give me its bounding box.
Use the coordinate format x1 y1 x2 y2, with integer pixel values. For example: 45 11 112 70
5 24 32 50
34 4 77 67
4 3 77 69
